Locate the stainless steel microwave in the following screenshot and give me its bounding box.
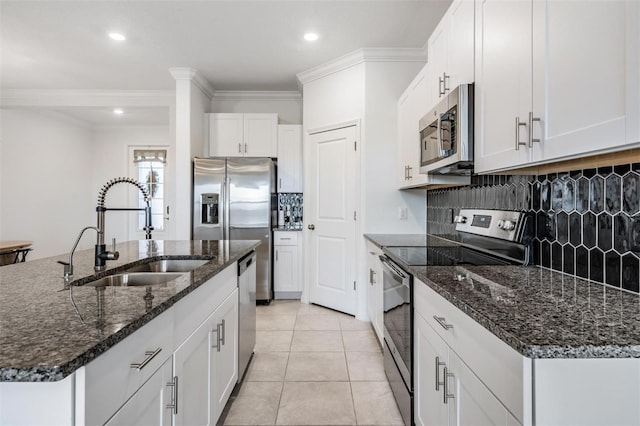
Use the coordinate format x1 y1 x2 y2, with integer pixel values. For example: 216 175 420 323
419 83 474 175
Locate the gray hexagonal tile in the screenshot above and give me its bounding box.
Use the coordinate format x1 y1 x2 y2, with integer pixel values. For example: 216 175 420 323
622 172 640 215
605 251 621 288
583 212 597 248
575 177 590 213
589 248 604 283
556 212 569 244
590 175 604 213
605 174 622 214
614 214 630 253
576 246 589 279
598 214 613 252
622 254 640 293
569 212 581 246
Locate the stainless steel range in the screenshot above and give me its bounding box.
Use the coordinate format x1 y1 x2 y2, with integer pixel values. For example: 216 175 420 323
381 209 533 426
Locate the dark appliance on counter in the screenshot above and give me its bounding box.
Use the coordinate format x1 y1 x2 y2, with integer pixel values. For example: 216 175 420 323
419 83 474 175
381 209 533 426
193 157 276 302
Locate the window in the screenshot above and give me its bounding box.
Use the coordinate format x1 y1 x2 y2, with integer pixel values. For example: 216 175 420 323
133 149 166 232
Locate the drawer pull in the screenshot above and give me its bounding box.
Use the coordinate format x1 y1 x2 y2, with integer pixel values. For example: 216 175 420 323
130 347 162 370
280 237 292 240
220 319 226 346
435 356 446 391
166 376 178 414
443 366 455 404
433 315 454 330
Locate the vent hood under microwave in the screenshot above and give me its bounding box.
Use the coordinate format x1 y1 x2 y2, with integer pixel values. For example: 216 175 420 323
419 83 474 175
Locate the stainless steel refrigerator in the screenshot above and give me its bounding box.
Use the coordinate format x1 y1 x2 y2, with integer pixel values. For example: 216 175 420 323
193 157 276 301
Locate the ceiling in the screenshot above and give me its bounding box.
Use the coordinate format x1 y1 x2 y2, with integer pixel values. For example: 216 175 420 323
1 0 452 92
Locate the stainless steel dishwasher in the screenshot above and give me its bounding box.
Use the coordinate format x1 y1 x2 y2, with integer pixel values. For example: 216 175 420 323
237 250 256 382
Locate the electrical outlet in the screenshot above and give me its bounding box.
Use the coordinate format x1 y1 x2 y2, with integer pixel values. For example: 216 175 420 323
398 207 408 220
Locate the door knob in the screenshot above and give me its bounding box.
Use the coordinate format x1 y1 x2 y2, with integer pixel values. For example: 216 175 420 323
308 224 315 230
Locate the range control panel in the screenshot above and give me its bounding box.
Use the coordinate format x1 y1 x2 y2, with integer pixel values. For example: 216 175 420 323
454 209 524 242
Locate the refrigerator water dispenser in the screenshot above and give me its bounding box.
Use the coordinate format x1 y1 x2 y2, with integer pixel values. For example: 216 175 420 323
201 193 219 224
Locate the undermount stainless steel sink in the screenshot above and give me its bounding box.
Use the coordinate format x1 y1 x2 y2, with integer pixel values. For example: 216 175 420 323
83 272 185 287
122 259 209 273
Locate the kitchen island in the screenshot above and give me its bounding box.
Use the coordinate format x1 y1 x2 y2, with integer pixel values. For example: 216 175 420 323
0 239 259 425
366 234 640 425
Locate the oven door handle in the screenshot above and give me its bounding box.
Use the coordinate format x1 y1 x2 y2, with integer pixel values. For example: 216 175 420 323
379 256 407 280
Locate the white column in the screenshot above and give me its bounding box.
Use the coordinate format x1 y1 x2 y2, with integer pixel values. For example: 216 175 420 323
169 68 214 239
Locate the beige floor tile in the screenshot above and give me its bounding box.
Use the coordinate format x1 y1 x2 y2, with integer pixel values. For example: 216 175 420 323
294 315 341 331
285 352 348 381
339 316 374 331
342 330 381 352
223 381 283 425
276 382 356 425
351 381 404 426
255 330 293 352
346 352 386 381
245 352 289 381
291 330 344 352
257 314 297 331
257 300 301 316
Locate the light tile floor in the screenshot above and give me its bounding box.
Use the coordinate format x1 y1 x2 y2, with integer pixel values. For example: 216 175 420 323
220 300 404 426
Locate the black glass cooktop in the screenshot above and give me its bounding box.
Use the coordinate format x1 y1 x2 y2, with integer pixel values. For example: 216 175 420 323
385 245 518 267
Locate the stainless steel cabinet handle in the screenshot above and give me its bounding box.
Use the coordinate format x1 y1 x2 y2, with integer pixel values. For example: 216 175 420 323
438 76 445 97
220 319 226 346
212 326 220 351
443 367 455 404
276 250 278 261
514 117 527 151
279 178 282 189
238 143 242 153
433 315 454 330
308 224 315 230
407 166 412 179
435 356 446 391
281 237 291 240
244 143 248 153
166 376 178 414
528 112 541 147
130 348 162 370
443 72 450 93
369 268 375 285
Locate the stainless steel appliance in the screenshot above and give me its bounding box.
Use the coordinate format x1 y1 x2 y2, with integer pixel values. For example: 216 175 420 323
381 209 533 426
237 250 256 382
419 83 474 175
193 157 276 301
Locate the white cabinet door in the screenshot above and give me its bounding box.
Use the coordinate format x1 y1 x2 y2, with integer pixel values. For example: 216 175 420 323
448 350 510 426
447 0 475 89
174 309 218 426
414 311 450 426
474 0 532 173
274 245 298 293
277 124 303 192
105 357 173 426
209 113 245 157
428 19 448 108
365 242 383 344
531 0 639 162
211 288 239 421
244 113 278 157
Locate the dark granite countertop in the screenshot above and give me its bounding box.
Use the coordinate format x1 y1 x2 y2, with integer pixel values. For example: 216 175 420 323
273 226 303 232
365 234 640 359
0 239 259 382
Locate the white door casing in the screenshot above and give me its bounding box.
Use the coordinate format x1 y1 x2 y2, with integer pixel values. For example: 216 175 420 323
306 125 359 315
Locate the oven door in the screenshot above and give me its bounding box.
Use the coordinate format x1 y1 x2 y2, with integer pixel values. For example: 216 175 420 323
380 256 412 386
419 114 442 168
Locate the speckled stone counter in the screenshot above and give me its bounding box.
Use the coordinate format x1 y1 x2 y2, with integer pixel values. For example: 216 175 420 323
364 234 430 248
273 226 303 231
365 234 640 359
0 239 259 382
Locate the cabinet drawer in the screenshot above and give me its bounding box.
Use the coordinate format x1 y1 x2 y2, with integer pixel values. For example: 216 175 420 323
273 231 298 246
414 278 530 423
81 308 174 426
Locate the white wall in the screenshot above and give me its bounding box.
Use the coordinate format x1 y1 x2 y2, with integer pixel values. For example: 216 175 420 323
212 93 303 124
0 108 94 259
91 125 172 244
364 61 426 233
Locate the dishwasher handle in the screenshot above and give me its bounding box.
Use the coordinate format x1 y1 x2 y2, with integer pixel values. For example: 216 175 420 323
238 250 256 275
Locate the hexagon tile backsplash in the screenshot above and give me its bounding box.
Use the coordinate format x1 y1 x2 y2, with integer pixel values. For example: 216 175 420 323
426 163 640 293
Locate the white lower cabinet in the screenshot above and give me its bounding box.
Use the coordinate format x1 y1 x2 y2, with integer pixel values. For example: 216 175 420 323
365 241 383 345
105 357 174 426
173 287 238 426
274 231 303 299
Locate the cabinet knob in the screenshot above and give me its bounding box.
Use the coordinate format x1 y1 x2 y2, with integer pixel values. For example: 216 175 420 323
308 224 315 230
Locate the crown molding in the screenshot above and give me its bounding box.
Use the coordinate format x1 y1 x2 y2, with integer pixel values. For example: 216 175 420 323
213 90 302 102
296 47 428 87
169 67 214 99
0 89 175 107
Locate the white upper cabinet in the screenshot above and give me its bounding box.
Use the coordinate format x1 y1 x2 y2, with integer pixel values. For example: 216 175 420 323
208 113 278 157
277 124 303 192
475 0 640 174
427 0 475 109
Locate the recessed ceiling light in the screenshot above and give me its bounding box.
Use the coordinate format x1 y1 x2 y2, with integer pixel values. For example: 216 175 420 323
113 109 124 115
108 32 126 41
304 33 319 42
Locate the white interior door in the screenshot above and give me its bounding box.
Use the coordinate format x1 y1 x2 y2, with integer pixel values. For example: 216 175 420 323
306 126 358 315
